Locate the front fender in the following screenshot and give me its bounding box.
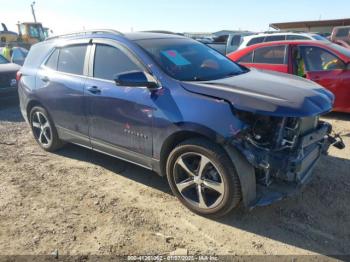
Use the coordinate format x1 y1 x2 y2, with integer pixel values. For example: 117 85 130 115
224 145 256 207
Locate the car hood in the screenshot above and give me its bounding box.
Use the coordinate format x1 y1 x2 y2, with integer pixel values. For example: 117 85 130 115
181 69 334 117
0 63 21 73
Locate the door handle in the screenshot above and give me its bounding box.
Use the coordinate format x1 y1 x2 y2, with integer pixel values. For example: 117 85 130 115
87 86 101 94
40 75 50 82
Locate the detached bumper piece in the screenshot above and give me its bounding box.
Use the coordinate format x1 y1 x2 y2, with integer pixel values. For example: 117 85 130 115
244 122 345 209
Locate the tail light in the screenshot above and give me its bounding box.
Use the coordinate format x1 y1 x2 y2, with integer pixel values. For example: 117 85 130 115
16 71 22 82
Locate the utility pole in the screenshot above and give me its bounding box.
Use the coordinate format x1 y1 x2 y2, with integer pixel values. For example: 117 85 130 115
31 1 37 23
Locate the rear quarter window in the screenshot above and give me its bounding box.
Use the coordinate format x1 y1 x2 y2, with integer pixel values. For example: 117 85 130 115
45 49 59 70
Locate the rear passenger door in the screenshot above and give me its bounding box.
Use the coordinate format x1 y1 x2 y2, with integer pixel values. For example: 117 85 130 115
84 39 154 165
239 45 288 73
37 41 90 145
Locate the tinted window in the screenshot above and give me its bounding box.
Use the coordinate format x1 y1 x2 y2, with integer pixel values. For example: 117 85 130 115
45 49 59 70
94 44 141 81
336 28 350 37
213 35 228 44
230 35 242 46
247 37 265 46
301 46 345 71
265 35 286 42
136 38 247 81
239 52 253 63
286 35 309 40
57 45 87 75
253 45 286 64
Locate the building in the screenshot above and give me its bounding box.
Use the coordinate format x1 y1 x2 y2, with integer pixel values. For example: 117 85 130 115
270 18 350 35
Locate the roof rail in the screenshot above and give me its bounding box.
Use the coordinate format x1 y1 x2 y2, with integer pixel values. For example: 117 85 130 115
46 29 123 40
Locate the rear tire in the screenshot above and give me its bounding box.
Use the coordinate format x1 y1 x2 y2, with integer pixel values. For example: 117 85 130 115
166 138 242 217
29 106 64 152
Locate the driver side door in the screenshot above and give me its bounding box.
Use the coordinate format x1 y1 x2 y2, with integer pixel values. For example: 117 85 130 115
300 45 350 112
84 40 155 168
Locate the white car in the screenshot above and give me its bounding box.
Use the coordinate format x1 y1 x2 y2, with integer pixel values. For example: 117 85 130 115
237 32 328 50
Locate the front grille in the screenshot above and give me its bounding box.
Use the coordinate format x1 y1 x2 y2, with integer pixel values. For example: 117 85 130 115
299 117 318 135
0 72 16 89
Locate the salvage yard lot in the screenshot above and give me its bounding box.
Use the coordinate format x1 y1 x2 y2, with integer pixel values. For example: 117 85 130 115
0 101 349 256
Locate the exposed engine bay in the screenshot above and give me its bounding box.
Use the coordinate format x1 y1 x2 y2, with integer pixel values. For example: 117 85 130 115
233 110 345 190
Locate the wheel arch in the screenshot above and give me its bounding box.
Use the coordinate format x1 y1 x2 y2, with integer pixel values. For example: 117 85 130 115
26 99 47 120
159 128 257 208
159 130 208 176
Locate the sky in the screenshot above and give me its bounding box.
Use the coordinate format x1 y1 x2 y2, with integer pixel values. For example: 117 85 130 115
1 0 349 34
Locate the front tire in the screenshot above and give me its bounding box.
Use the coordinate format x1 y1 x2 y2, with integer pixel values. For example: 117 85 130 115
166 138 242 217
29 106 64 152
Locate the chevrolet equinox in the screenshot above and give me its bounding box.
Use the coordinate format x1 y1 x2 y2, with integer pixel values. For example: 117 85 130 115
18 30 344 217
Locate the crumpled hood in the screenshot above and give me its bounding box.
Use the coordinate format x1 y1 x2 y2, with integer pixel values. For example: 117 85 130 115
181 69 334 117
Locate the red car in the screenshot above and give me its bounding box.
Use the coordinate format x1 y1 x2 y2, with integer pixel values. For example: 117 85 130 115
228 40 350 112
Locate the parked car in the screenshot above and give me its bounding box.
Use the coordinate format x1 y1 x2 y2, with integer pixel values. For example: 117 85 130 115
18 30 343 217
0 54 21 100
237 32 328 50
206 32 254 55
0 47 28 66
228 40 350 113
330 26 350 49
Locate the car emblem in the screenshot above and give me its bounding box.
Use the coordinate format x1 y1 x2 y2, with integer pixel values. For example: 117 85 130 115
10 79 17 87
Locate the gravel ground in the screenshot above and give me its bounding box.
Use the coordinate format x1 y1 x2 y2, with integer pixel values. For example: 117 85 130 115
0 101 349 258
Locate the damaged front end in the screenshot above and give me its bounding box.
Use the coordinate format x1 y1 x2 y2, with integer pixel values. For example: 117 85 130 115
232 110 345 208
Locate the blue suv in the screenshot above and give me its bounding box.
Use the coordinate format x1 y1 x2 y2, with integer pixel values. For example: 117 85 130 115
18 30 343 217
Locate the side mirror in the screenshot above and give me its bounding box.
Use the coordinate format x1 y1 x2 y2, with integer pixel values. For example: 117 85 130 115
114 71 159 89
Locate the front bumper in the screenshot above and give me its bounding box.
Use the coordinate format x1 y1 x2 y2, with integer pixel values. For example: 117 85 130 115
235 122 342 208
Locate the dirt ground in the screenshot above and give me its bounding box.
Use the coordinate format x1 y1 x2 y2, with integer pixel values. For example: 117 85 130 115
0 100 349 258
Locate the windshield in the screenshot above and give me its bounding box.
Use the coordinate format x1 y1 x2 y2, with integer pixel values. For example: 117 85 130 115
135 38 247 81
329 43 350 57
28 25 46 41
0 54 9 64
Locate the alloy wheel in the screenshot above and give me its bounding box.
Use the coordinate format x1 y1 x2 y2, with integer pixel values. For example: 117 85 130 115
31 111 52 146
173 152 225 210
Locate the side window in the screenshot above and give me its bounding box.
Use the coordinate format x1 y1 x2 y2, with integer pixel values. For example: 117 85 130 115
286 35 309 40
45 49 59 70
253 45 286 64
300 46 345 72
213 35 229 44
265 35 286 42
247 37 265 46
57 45 87 75
239 52 253 63
230 35 242 46
335 28 350 37
93 44 142 81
